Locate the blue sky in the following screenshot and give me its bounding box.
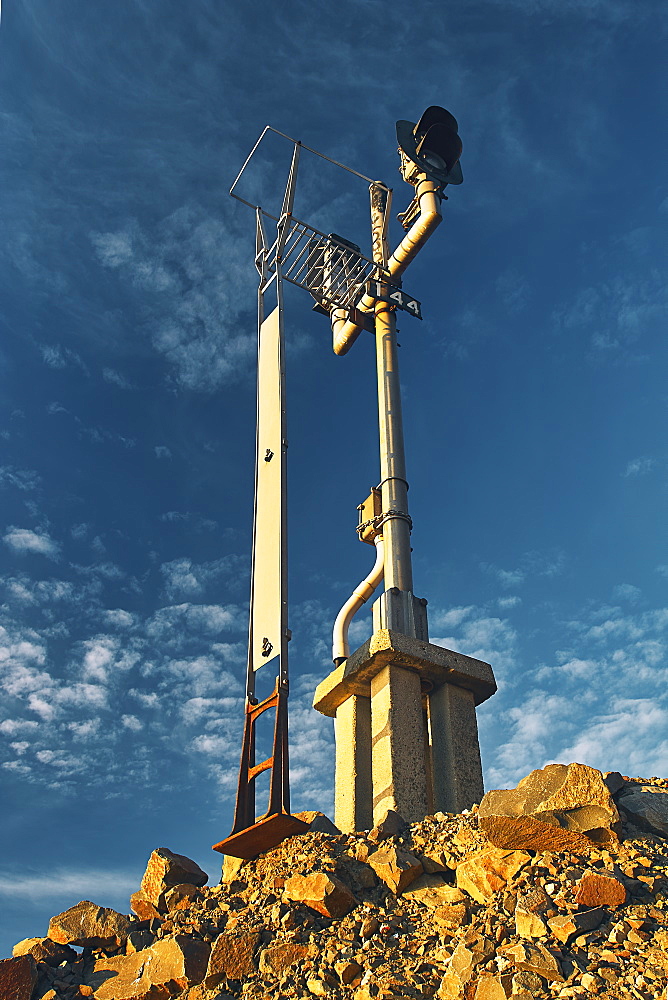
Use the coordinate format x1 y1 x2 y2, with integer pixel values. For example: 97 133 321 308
0 0 666 957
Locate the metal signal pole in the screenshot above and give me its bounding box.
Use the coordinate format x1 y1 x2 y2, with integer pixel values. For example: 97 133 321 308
370 185 414 603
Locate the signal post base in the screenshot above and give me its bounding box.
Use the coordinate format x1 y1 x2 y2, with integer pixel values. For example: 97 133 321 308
313 629 496 831
213 811 310 860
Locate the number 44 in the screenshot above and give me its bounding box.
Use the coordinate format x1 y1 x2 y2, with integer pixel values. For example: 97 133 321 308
389 288 422 319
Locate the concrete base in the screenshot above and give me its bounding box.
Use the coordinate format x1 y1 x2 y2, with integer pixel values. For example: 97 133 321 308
313 629 496 718
371 664 429 824
314 629 496 832
334 694 373 832
429 682 484 813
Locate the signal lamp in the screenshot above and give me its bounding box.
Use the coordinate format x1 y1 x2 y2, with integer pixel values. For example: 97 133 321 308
396 106 463 187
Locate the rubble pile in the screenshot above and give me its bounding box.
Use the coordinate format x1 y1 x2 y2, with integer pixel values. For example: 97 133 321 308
3 764 668 1000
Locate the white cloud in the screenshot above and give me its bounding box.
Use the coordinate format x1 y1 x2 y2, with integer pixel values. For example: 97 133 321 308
121 714 143 731
0 866 139 902
160 511 218 531
497 595 521 609
154 445 172 459
159 556 245 601
613 583 642 603
0 466 41 492
102 368 132 389
4 527 60 559
91 207 256 392
0 719 39 736
481 563 525 589
145 603 243 639
40 344 87 372
623 456 656 478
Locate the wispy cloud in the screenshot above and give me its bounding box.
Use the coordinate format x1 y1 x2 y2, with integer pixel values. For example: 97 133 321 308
0 466 41 492
159 556 246 602
622 456 656 478
0 867 139 902
3 527 60 559
102 367 132 389
91 206 257 392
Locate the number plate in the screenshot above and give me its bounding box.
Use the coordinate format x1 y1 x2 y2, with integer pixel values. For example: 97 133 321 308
367 280 422 320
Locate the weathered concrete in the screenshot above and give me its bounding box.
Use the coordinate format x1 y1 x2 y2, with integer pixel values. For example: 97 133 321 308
334 694 373 832
315 628 496 832
429 682 485 813
371 662 429 824
313 629 496 718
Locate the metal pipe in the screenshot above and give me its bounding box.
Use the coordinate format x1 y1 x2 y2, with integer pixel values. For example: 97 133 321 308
332 536 384 665
374 298 413 595
331 175 442 356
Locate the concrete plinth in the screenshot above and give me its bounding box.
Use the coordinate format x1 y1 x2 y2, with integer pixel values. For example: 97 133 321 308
334 694 373 832
314 629 496 831
428 682 484 813
371 664 429 825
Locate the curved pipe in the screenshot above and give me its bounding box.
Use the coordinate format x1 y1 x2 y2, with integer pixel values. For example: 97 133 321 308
332 536 384 666
332 176 442 356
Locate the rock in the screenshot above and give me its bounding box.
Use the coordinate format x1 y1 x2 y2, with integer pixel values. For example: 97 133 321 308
125 929 155 953
402 875 467 909
478 814 596 853
47 900 131 949
307 978 330 996
205 931 259 984
367 809 407 844
12 937 77 966
497 941 564 982
456 847 530 904
366 845 423 894
515 906 548 939
139 847 208 908
258 942 311 978
128 890 161 921
437 942 479 997
0 955 38 1000
433 900 470 932
283 872 357 917
162 882 202 911
473 975 511 999
294 811 341 835
417 851 451 874
548 906 606 944
617 785 668 836
221 855 247 883
514 887 552 939
575 870 627 908
478 763 621 851
360 914 379 939
603 771 626 796
335 960 363 985
85 934 210 999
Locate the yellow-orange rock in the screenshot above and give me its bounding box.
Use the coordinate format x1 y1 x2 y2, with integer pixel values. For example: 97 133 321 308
497 942 564 982
162 883 202 911
129 890 161 921
456 848 530 903
139 848 208 908
478 763 620 852
84 934 209 1000
283 872 357 918
47 901 131 949
366 846 423 894
574 871 627 908
12 937 76 966
258 942 312 979
478 814 596 853
205 931 259 985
